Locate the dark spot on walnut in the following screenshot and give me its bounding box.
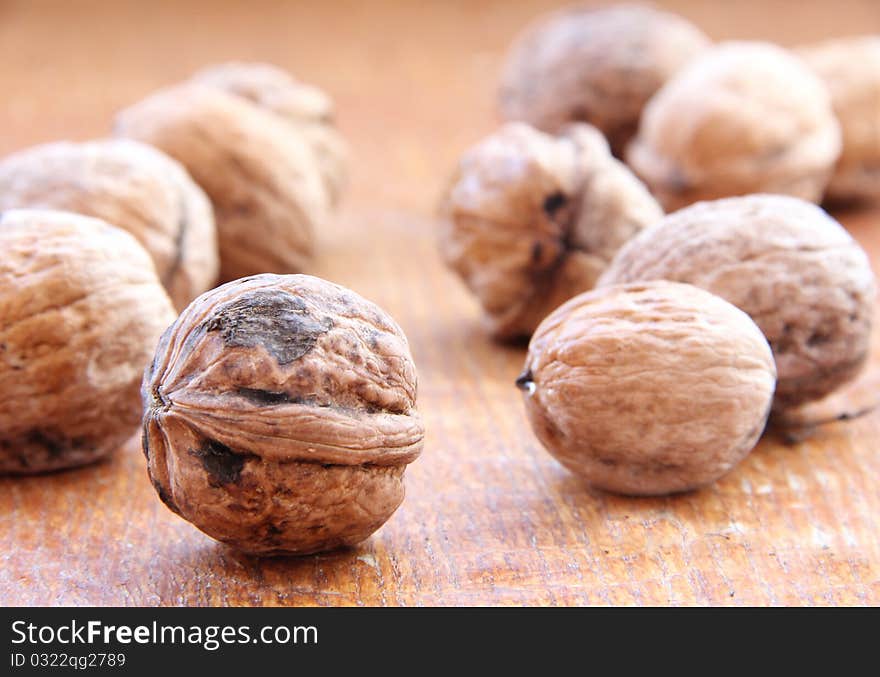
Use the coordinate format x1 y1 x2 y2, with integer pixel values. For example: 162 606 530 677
25 429 68 458
205 289 332 364
151 477 178 512
192 438 251 485
141 425 151 460
543 191 567 215
530 241 544 264
235 387 301 406
515 369 534 391
806 326 834 347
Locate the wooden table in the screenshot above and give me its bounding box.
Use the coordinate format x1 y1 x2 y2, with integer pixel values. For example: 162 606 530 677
1 0 878 606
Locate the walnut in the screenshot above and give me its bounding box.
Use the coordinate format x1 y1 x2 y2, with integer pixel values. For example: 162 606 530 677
518 281 776 495
598 194 876 411
439 122 663 340
498 3 710 155
141 273 424 556
0 209 176 474
191 62 347 206
0 138 217 310
798 37 880 203
115 83 328 282
627 42 842 211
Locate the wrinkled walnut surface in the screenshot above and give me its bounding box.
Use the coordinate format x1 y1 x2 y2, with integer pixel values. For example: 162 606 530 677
0 138 217 310
520 281 776 495
798 36 880 203
142 273 424 555
627 42 841 211
499 3 710 155
0 209 176 474
191 61 348 206
440 122 663 340
116 84 328 282
599 195 876 410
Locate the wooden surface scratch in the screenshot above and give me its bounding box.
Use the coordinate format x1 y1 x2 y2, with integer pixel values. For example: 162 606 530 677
0 0 878 606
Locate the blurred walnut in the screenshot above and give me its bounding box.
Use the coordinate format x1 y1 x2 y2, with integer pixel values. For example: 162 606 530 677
116 84 329 282
142 274 424 556
499 3 710 155
519 281 776 495
440 122 662 340
191 62 347 205
0 139 217 309
798 36 880 203
0 209 176 474
628 42 841 211
599 195 876 411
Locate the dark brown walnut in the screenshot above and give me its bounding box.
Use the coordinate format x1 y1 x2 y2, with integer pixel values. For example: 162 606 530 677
0 209 176 474
519 281 776 495
598 194 876 411
0 138 217 309
116 84 329 282
191 62 348 205
798 37 880 203
142 274 424 556
627 42 841 211
440 122 663 340
499 3 710 155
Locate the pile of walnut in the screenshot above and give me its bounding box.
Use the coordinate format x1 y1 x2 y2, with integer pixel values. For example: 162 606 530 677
0 62 426 557
441 3 879 495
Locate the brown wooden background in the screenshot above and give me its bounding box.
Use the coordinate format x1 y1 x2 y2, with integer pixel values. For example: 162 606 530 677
0 0 878 606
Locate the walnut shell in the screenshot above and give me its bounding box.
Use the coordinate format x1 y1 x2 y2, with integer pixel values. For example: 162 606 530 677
142 273 424 556
440 122 663 340
0 209 176 474
499 3 710 155
115 84 329 282
191 62 348 206
0 138 217 310
627 42 841 211
798 37 880 203
519 281 776 495
598 195 876 411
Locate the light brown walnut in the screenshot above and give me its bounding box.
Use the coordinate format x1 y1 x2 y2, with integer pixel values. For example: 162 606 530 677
798 36 880 203
598 195 876 411
115 84 328 282
518 281 776 495
0 138 217 310
627 42 841 211
191 62 348 206
0 209 177 474
499 4 710 156
440 122 663 340
142 273 424 556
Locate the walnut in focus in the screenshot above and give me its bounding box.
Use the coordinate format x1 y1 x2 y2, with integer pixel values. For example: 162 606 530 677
627 42 841 211
518 281 776 495
0 139 217 310
440 122 663 340
798 36 880 203
0 209 177 474
142 274 424 556
116 84 328 282
598 195 876 411
499 3 710 155
191 62 348 205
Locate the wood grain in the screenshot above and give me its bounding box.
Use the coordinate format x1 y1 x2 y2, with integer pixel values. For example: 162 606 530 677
0 0 878 606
